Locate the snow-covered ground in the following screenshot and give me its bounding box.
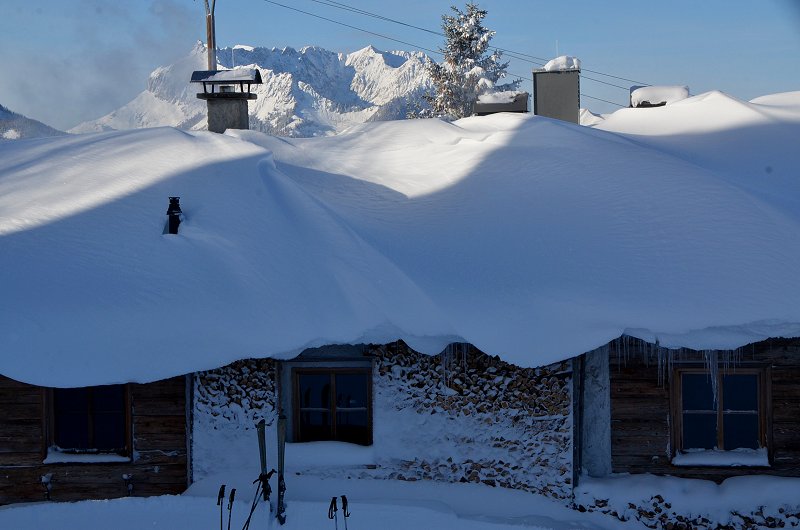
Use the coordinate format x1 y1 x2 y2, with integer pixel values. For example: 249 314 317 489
4 449 800 529
0 478 638 529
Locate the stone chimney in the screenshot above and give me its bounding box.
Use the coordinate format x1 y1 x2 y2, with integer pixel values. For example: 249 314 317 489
190 69 263 133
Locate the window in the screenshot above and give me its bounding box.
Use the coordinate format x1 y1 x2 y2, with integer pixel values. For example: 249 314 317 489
673 367 768 459
50 385 129 456
294 370 371 445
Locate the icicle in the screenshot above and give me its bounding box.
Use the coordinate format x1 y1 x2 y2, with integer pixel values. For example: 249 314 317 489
703 349 720 408
656 339 667 386
461 343 468 382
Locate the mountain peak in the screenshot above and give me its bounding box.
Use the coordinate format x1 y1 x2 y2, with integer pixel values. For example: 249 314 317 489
72 43 432 137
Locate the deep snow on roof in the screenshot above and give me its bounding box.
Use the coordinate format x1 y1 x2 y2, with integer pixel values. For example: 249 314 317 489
2 91 800 387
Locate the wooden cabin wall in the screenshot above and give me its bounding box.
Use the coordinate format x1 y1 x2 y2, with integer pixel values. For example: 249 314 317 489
0 375 189 505
609 337 800 481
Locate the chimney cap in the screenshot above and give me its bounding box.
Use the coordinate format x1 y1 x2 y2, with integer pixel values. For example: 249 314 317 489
190 69 263 85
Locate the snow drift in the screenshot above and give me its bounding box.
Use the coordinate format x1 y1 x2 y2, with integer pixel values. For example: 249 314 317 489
2 90 800 387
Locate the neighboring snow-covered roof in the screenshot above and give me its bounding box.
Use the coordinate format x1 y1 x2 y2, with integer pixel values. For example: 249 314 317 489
2 91 800 387
477 91 525 104
630 85 689 107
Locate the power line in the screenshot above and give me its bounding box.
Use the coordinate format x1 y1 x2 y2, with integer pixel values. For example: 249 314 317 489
261 0 629 108
260 0 442 56
302 0 649 86
310 0 441 36
580 75 630 91
581 94 626 107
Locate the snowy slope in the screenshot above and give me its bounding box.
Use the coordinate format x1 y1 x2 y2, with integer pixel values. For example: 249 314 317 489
2 92 800 387
0 104 65 140
592 90 800 217
0 128 452 387
70 43 431 137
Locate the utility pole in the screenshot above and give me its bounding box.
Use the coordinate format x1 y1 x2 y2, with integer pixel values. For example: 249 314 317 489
203 0 217 70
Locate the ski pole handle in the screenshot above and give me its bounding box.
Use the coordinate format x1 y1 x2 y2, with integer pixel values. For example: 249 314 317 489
328 496 338 519
227 488 236 530
341 495 350 517
217 484 226 505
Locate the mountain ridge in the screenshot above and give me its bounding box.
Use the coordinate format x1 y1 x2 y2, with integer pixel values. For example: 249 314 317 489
70 42 432 137
0 104 66 141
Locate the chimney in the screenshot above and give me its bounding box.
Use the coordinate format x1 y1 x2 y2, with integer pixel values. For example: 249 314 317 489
190 69 263 133
166 197 182 235
532 56 581 124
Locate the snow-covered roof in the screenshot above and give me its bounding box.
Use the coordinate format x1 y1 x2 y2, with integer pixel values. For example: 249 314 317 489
191 68 262 83
540 56 581 72
630 85 689 107
477 91 526 104
2 91 800 387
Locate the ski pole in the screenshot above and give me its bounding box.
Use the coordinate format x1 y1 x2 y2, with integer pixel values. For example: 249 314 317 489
227 488 236 530
241 479 263 530
341 495 350 530
217 485 226 530
328 496 338 530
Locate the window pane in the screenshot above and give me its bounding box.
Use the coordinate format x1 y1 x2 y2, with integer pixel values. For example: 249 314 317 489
93 412 126 451
299 411 331 441
683 413 717 449
93 385 125 413
54 388 89 413
298 374 330 408
723 414 760 450
336 374 369 409
336 411 369 445
55 412 90 450
54 388 90 449
682 374 715 411
722 374 758 412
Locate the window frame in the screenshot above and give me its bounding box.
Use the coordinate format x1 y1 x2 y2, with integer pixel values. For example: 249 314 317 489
292 368 373 446
670 364 771 463
45 384 132 459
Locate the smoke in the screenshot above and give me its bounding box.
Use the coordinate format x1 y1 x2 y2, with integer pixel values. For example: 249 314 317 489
0 0 199 131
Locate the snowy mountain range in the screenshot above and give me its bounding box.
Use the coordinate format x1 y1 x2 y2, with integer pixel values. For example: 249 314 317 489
0 104 65 141
70 42 432 137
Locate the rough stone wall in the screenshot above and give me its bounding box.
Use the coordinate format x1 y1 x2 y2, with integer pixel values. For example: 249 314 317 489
192 343 574 500
194 358 278 428
368 341 573 500
576 496 800 530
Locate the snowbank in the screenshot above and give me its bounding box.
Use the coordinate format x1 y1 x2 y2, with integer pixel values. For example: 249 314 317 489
2 91 800 386
576 474 800 528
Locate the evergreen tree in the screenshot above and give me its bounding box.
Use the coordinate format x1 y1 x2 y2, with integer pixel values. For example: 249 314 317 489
425 2 519 119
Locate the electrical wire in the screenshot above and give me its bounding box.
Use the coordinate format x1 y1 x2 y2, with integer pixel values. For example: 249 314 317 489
581 94 626 107
302 0 650 85
260 0 629 107
310 0 441 36
260 0 442 56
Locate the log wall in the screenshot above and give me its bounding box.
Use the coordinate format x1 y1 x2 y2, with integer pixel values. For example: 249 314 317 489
0 375 189 505
609 337 800 481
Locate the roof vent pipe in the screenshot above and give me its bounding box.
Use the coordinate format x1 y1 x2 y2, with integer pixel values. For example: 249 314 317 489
166 197 182 235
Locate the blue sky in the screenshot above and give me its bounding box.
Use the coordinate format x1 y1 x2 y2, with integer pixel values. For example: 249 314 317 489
2 0 798 129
